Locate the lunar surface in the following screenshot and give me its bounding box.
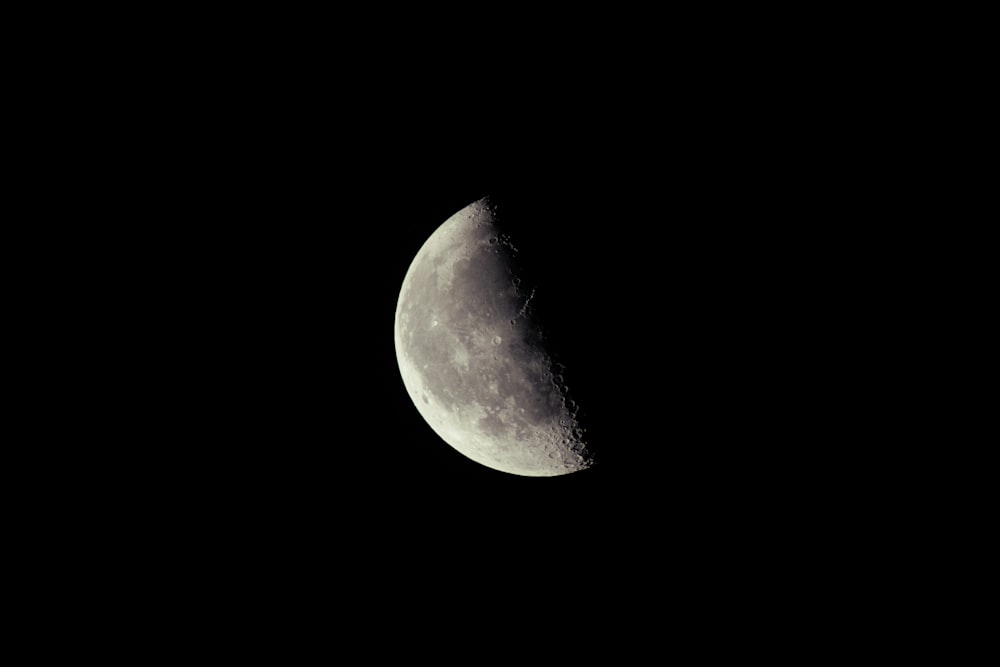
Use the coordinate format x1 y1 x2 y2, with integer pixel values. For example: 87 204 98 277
394 197 593 476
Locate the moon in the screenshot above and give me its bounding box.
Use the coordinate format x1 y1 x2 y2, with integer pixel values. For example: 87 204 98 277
394 197 594 477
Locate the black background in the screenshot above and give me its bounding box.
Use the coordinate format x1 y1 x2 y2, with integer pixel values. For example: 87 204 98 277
110 99 843 601
38 14 899 650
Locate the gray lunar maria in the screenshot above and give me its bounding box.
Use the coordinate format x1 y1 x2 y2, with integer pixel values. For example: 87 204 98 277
394 197 593 476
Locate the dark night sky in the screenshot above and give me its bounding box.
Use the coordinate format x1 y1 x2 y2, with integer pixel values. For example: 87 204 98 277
127 117 840 569
55 21 888 646
101 70 834 506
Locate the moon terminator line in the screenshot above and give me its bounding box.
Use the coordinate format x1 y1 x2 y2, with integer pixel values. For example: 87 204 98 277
394 197 593 477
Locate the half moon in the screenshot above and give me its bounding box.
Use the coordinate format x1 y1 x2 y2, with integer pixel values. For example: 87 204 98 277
394 197 593 477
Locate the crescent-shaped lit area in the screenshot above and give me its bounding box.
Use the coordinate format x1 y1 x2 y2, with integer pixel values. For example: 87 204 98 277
394 198 593 476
